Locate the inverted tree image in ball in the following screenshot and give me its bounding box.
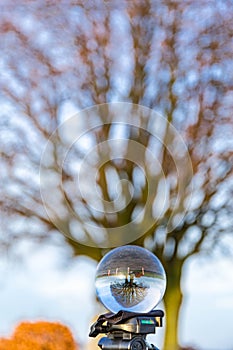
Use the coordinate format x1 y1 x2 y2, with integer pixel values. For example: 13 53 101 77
95 245 166 313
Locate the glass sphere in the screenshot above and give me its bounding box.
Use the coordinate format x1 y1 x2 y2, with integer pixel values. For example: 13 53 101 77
95 245 166 313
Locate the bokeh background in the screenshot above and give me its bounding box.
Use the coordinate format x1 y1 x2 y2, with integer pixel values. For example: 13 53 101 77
1 1 233 349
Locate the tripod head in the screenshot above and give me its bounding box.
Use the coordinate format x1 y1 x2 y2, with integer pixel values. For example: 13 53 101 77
89 309 164 350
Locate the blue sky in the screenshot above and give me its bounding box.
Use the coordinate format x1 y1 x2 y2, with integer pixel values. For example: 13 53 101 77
0 239 233 350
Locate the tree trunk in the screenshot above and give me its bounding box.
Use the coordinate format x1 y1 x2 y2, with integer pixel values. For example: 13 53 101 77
162 260 183 350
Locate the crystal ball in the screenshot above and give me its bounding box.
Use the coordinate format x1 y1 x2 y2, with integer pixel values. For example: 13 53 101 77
95 245 166 313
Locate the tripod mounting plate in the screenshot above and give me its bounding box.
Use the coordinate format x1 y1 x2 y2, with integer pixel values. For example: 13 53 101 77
89 310 164 338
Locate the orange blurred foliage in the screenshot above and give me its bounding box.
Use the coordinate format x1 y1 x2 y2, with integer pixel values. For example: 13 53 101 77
0 321 77 350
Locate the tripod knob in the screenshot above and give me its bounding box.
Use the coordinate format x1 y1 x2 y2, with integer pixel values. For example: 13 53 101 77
130 337 147 350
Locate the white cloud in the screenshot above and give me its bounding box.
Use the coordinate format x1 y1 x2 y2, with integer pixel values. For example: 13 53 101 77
0 243 97 344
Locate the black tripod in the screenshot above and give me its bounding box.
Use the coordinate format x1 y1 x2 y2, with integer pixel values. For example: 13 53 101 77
89 309 164 350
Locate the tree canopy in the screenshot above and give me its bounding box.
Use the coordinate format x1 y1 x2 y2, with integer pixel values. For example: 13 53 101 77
1 1 233 349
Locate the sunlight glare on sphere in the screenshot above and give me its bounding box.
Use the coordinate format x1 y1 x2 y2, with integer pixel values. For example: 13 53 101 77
95 245 166 313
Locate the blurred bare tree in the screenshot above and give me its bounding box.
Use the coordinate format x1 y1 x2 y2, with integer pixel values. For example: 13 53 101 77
1 1 233 349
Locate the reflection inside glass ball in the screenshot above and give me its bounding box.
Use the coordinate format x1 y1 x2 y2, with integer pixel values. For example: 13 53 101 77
95 245 166 313
110 268 149 308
